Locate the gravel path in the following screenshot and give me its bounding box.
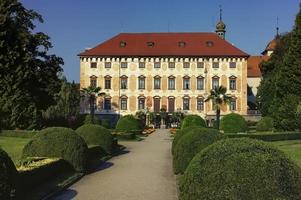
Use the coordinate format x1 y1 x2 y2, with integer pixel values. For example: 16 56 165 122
52 129 178 200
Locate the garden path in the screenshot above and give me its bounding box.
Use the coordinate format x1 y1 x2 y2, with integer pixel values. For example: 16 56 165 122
52 129 178 200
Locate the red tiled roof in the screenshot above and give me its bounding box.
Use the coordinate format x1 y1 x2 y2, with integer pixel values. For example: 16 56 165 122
247 56 270 77
262 37 279 55
79 33 249 57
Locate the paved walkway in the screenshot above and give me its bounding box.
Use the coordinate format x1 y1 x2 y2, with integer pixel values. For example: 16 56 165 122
52 129 178 200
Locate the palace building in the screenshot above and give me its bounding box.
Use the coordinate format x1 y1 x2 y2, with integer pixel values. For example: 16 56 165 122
79 15 251 124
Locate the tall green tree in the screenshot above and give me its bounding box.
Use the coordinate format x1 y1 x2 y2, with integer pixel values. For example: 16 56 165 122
81 86 105 124
0 0 63 129
205 86 231 130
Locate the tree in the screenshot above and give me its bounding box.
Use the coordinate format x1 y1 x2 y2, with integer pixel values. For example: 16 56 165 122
205 86 231 130
0 0 63 129
80 86 105 124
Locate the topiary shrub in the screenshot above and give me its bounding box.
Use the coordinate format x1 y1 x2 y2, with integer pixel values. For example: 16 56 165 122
256 117 274 132
173 128 222 174
76 124 114 154
84 114 101 125
0 148 17 200
180 138 301 200
220 113 247 133
116 115 142 133
181 115 206 130
172 126 203 155
22 127 88 172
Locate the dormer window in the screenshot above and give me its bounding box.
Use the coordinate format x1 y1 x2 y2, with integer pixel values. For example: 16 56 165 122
206 41 214 47
120 41 126 47
178 41 186 47
147 41 155 47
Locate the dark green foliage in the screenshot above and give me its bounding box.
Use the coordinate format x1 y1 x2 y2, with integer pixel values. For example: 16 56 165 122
180 138 301 200
116 115 142 133
172 126 204 155
181 115 206 130
0 0 64 129
0 148 17 200
84 114 101 125
220 113 247 133
227 132 301 141
256 117 274 132
0 130 37 138
22 127 88 172
76 124 114 154
18 158 72 194
173 128 222 174
101 119 111 129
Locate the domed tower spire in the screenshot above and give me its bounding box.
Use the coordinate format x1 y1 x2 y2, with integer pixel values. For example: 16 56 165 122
216 5 226 39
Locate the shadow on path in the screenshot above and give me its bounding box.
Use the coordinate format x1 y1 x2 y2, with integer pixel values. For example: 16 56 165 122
51 189 77 200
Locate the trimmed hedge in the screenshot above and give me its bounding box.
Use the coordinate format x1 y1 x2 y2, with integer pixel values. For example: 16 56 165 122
84 114 101 125
18 158 73 193
181 115 206 130
0 148 17 200
22 127 88 172
227 132 301 141
173 128 222 174
172 126 204 155
0 130 37 138
220 113 247 133
76 124 114 154
116 115 142 133
180 138 301 200
256 117 274 132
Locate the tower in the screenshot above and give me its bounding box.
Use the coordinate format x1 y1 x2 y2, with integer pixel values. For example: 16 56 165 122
216 6 226 39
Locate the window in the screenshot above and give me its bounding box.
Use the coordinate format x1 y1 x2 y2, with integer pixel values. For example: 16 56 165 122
212 76 219 89
197 76 204 90
154 76 161 89
229 76 237 90
90 62 97 68
120 41 126 47
168 97 175 113
197 98 204 111
213 62 219 68
105 62 111 68
104 76 111 89
120 97 127 110
153 97 160 112
138 97 145 110
139 62 145 68
138 76 145 89
147 41 155 47
183 62 190 68
206 41 214 47
230 98 236 111
154 62 161 68
178 42 186 47
90 76 97 87
169 62 175 68
104 98 111 110
197 62 204 68
168 76 175 90
183 76 190 90
121 62 127 68
230 62 236 68
120 76 128 89
183 97 190 110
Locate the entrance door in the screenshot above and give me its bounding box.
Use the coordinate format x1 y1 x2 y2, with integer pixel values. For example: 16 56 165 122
168 97 175 113
154 97 160 112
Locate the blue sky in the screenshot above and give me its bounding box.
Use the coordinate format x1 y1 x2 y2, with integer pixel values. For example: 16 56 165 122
21 0 300 83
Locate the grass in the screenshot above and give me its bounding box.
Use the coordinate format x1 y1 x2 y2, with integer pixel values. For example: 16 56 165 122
0 136 30 163
271 140 301 168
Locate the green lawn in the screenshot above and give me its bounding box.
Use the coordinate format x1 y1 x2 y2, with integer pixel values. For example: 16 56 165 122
0 136 30 163
271 140 301 168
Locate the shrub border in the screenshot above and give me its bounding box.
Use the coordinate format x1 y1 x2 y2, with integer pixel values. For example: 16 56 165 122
227 132 301 141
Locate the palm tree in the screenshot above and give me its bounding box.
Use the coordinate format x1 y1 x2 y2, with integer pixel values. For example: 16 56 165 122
205 86 231 130
81 86 106 124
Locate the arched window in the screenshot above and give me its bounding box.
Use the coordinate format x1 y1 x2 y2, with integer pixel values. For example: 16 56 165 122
120 95 128 110
212 76 220 89
154 76 161 89
183 76 190 90
168 75 175 90
138 96 145 110
229 76 237 90
197 97 204 111
197 76 204 90
103 96 111 110
138 75 146 89
168 96 175 113
104 75 111 89
153 96 161 112
120 75 128 89
230 97 237 111
183 96 190 111
90 75 97 87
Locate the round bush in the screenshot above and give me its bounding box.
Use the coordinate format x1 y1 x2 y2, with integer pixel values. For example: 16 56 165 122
180 138 301 200
172 126 203 155
181 115 206 130
84 114 101 125
22 127 88 172
0 148 17 200
173 128 222 174
116 115 142 133
256 117 274 132
76 124 113 154
220 113 247 133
